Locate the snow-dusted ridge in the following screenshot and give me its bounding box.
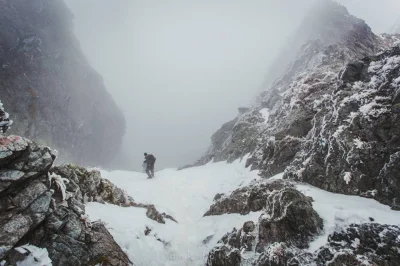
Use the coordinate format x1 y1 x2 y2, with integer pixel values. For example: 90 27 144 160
87 159 400 266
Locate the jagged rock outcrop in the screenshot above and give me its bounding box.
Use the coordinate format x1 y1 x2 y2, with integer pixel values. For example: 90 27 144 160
204 180 292 216
285 46 400 209
261 0 376 91
195 0 400 210
51 164 176 224
316 223 400 266
0 0 125 166
51 164 134 207
207 184 400 265
0 135 132 265
196 0 390 169
210 223 400 266
206 185 323 266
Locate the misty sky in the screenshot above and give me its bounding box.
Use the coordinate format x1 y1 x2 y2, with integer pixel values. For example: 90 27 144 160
64 0 400 170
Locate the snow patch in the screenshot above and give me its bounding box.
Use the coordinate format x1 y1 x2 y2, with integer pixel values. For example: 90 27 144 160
296 183 400 252
259 108 270 123
343 172 352 184
14 245 52 266
87 159 261 266
353 138 369 149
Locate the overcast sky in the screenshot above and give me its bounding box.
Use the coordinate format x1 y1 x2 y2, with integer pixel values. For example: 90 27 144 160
64 0 400 170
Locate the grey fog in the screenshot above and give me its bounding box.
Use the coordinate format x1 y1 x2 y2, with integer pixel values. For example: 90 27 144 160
64 0 400 170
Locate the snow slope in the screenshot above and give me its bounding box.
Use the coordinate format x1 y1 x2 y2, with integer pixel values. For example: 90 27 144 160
86 160 400 266
87 159 262 266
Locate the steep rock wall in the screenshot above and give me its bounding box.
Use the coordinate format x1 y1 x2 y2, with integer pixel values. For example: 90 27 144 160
0 0 125 166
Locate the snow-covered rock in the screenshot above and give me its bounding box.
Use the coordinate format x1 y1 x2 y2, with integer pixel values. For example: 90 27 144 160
285 46 400 209
206 184 323 265
204 179 291 216
316 223 400 265
0 136 131 266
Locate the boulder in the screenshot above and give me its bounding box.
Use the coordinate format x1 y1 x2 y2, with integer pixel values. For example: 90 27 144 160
206 186 322 266
257 187 323 250
205 180 292 216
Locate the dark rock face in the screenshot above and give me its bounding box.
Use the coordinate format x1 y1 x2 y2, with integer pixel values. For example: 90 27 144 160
285 47 400 209
0 0 125 166
206 185 322 266
316 223 400 266
204 180 292 216
0 101 12 134
0 135 132 265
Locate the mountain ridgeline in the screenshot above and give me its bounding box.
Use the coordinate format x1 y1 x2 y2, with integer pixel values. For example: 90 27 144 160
0 0 125 166
195 0 400 210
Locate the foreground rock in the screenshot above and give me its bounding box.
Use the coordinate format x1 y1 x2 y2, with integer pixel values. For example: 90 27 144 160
51 164 177 224
0 135 132 265
316 223 400 266
206 184 323 266
206 182 400 265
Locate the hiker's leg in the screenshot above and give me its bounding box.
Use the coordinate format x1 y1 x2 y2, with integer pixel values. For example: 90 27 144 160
146 168 152 178
151 167 155 178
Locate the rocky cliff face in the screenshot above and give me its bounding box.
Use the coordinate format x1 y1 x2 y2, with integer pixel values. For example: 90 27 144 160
261 0 371 90
285 46 400 209
0 0 125 166
195 0 400 209
200 2 400 263
0 134 132 265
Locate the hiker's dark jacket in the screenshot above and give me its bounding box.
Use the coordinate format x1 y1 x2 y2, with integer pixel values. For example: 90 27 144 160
144 154 156 167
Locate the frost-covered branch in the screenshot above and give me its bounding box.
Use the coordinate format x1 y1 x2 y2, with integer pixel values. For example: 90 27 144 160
0 100 13 134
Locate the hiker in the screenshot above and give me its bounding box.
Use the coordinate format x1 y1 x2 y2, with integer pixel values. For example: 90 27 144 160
143 152 156 179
